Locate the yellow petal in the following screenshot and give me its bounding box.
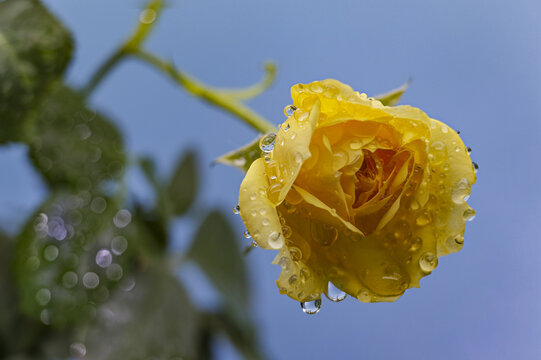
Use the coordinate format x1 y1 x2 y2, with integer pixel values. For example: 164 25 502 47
239 158 283 249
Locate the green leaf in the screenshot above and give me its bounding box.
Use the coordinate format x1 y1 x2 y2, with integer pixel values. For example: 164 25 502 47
13 190 154 328
188 211 249 319
82 265 200 360
167 150 198 216
215 136 262 172
374 79 411 106
28 86 126 191
0 0 73 144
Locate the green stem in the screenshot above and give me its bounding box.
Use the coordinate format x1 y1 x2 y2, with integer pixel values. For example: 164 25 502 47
82 48 127 96
132 49 276 134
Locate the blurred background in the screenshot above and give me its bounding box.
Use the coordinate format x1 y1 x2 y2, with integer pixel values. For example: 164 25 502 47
1 0 540 359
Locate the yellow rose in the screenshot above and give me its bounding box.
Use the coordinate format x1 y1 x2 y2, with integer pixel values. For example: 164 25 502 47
238 79 476 307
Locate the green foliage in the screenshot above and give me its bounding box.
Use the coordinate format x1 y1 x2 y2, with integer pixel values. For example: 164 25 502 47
0 0 73 144
167 151 199 216
374 79 411 106
215 136 263 173
28 86 126 191
189 211 249 316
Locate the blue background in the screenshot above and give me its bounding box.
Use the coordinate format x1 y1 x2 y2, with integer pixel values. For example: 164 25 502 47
2 0 540 358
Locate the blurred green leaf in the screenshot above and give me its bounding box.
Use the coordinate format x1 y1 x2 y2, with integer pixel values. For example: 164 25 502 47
188 211 249 319
0 0 73 144
83 265 200 360
13 191 153 328
0 231 45 358
167 151 198 216
28 86 126 191
374 79 411 106
215 136 262 172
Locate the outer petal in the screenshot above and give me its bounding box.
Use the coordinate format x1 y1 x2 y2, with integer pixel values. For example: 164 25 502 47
239 158 283 249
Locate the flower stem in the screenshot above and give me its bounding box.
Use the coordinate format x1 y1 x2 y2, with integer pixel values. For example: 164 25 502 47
132 49 276 134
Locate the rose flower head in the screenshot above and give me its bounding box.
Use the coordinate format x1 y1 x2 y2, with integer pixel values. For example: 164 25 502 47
238 79 476 309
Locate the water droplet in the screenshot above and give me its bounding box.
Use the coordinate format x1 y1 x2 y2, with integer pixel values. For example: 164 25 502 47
90 197 107 214
284 105 297 117
232 205 240 214
409 237 423 252
249 192 257 201
243 230 251 239
267 231 283 249
283 123 291 132
326 282 347 302
250 240 259 248
467 147 472 154
415 212 431 226
288 275 298 284
356 290 372 302
441 125 449 133
43 245 59 261
62 271 78 288
429 141 447 165
260 133 277 152
139 8 157 24
35 288 51 306
106 264 123 281
463 208 476 221
111 236 128 255
47 216 67 240
446 234 464 251
264 156 271 163
96 249 112 268
455 146 461 152
120 276 135 291
289 246 302 261
82 272 99 289
69 342 87 358
473 162 479 173
419 252 438 272
451 178 470 204
310 222 338 246
113 209 132 228
301 299 322 314
290 132 297 140
282 225 292 238
262 218 270 226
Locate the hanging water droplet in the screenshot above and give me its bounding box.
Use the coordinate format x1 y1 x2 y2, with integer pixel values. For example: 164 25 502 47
419 252 438 272
264 156 271 163
96 249 112 268
260 133 277 152
473 162 479 173
463 208 476 221
232 205 240 214
326 282 347 302
243 230 251 239
301 299 322 314
467 147 472 154
251 240 259 248
284 105 297 116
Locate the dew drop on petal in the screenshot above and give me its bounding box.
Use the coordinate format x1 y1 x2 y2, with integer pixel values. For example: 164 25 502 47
267 231 283 249
415 212 431 227
463 208 476 221
232 205 240 214
452 178 470 204
419 252 438 272
301 299 322 314
243 230 251 239
409 237 423 252
260 133 276 153
326 282 347 302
